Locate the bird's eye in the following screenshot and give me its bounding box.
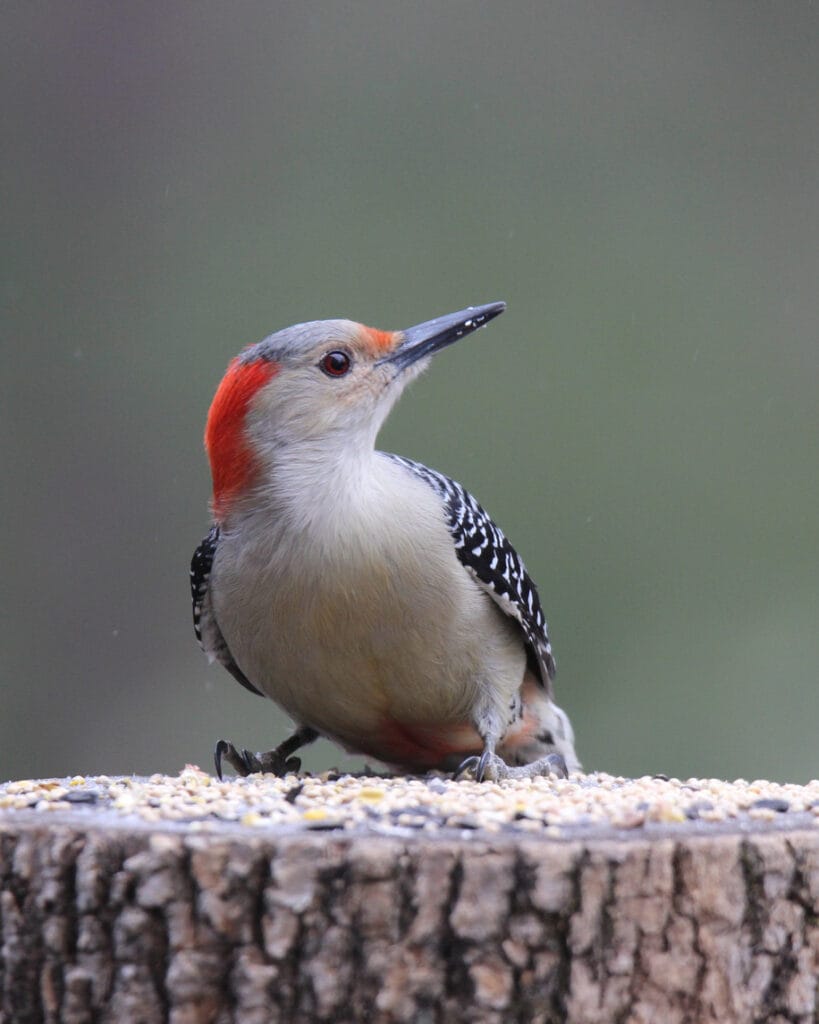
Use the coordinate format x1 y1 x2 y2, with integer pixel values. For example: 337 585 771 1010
319 350 352 377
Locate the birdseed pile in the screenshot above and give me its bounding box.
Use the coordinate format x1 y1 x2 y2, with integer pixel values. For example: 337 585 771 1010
2 766 818 837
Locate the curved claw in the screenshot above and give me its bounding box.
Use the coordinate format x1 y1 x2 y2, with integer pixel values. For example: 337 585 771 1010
214 739 306 780
476 749 493 783
214 740 227 780
455 749 496 783
453 755 481 781
214 739 256 780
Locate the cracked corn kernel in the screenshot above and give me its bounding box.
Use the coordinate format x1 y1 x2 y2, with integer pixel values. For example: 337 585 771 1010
356 788 386 802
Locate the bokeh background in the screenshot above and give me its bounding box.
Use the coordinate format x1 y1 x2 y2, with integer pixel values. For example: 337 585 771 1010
2 3 817 784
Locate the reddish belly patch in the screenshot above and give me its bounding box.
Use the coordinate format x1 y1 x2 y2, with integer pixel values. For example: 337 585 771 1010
364 718 483 771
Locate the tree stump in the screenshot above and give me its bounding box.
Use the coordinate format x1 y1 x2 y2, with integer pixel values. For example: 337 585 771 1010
1 770 818 1023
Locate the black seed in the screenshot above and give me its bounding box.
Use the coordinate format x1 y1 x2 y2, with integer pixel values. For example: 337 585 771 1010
750 797 790 813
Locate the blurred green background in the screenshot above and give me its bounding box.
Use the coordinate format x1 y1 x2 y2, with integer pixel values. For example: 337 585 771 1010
2 3 817 784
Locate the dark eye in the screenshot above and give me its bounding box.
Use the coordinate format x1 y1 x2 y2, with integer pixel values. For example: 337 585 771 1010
319 350 352 377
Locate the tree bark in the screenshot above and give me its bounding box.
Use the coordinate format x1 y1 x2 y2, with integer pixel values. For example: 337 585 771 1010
1 812 818 1023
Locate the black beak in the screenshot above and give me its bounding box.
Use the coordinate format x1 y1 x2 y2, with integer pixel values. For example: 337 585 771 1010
380 301 506 372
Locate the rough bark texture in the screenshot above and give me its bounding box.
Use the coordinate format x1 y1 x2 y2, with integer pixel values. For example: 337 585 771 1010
1 817 818 1024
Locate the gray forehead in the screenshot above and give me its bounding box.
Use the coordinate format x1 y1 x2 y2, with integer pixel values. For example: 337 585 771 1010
240 320 356 364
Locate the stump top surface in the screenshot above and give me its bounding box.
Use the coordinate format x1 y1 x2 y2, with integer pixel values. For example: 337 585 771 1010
3 771 819 1024
2 767 818 844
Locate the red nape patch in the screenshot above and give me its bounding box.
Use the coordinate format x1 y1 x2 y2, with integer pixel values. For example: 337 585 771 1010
361 326 396 354
204 357 279 521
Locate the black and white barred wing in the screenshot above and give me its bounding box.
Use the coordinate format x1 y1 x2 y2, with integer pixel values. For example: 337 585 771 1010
190 525 263 697
386 454 557 690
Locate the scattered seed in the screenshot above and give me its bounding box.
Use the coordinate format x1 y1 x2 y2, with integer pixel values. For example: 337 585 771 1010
0 769 815 836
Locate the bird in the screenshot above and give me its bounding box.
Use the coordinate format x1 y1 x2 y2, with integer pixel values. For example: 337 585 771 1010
191 302 580 782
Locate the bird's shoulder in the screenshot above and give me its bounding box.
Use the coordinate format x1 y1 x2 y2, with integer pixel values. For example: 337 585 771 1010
381 452 556 685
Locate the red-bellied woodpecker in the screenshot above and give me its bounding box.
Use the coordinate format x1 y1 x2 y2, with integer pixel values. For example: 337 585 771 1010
191 303 580 782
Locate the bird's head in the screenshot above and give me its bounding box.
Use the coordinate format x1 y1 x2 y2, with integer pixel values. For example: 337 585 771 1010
204 302 505 520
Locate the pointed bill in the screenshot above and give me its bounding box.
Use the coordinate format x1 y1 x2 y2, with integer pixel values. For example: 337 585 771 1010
380 302 506 372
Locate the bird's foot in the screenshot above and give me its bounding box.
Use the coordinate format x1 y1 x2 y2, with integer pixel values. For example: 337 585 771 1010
455 751 568 783
214 739 302 780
